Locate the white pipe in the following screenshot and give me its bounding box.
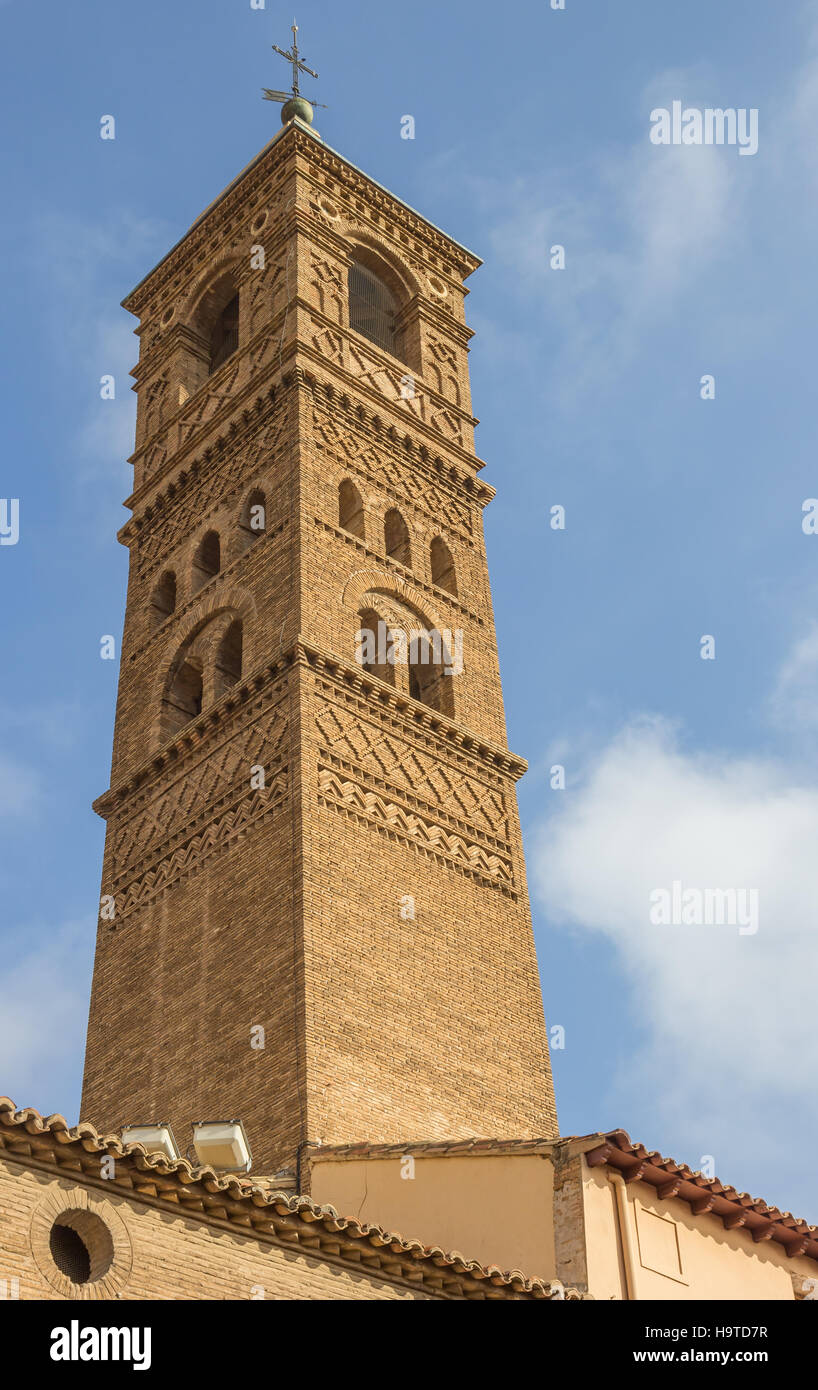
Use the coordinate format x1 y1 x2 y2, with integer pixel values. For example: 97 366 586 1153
609 1171 639 1301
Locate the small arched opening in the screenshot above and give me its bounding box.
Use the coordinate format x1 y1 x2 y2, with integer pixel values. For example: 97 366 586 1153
339 479 365 539
384 509 411 568
409 631 455 718
238 489 266 551
163 654 204 739
192 531 220 593
209 293 239 373
213 619 243 701
355 606 395 686
151 570 177 626
430 537 457 596
348 260 400 358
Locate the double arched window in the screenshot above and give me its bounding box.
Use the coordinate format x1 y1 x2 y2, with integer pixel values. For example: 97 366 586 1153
353 598 456 719
161 613 244 741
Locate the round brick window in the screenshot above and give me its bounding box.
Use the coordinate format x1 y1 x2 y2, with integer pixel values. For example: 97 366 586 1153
46 1209 114 1287
31 1189 133 1298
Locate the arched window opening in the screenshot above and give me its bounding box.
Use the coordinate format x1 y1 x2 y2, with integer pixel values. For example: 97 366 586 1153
164 656 203 738
192 531 220 593
338 480 365 539
384 509 411 568
209 293 239 373
213 620 243 701
177 270 241 401
430 537 457 596
151 570 177 625
239 489 266 551
355 607 395 687
348 262 399 357
409 632 455 719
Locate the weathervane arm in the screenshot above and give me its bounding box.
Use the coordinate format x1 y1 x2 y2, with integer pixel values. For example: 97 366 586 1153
266 21 322 117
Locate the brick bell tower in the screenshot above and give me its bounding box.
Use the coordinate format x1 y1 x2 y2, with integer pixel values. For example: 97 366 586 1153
80 75 558 1176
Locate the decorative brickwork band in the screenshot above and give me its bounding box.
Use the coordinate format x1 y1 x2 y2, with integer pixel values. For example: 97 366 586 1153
315 701 509 840
108 769 289 923
317 765 514 890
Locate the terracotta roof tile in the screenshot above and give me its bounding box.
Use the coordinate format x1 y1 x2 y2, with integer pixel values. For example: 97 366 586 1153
0 1100 578 1300
586 1129 818 1263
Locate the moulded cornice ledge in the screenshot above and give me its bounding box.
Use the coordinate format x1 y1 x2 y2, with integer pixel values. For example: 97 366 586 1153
93 633 528 820
298 636 529 780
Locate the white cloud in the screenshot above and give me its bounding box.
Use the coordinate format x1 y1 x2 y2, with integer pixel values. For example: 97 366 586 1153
769 621 818 733
532 712 818 1172
472 71 742 403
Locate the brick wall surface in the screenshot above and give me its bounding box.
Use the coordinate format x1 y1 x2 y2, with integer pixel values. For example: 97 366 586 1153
0 1160 427 1301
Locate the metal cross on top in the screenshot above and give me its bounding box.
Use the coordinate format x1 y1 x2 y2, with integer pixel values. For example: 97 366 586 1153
262 20 327 110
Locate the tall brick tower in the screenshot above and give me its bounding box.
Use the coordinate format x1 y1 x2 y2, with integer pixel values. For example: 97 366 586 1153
81 90 557 1175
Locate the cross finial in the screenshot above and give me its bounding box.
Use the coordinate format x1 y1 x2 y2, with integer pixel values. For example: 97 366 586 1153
262 19 327 125
274 20 314 97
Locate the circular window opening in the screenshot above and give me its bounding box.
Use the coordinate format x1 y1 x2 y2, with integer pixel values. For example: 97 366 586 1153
49 1210 114 1286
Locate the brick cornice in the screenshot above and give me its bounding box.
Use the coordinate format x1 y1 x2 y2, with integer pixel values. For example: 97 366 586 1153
122 126 479 323
93 636 527 821
293 129 481 277
305 371 494 503
300 638 527 778
120 367 492 555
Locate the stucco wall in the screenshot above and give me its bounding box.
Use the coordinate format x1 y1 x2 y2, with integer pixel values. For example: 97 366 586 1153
582 1159 815 1300
310 1152 556 1278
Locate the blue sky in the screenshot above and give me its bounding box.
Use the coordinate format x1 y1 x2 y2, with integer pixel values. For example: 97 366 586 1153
1 0 817 1220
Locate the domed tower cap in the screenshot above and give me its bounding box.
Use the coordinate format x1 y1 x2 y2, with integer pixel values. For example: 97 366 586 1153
281 95 314 126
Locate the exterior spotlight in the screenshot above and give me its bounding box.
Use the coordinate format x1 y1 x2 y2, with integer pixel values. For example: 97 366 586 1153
192 1120 253 1173
121 1123 180 1161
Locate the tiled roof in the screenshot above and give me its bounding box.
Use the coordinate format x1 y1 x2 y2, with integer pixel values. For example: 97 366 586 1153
309 1130 818 1266
0 1100 577 1300
586 1129 818 1263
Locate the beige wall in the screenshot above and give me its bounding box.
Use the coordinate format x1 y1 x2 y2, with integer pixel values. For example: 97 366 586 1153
0 1160 430 1301
582 1160 815 1301
311 1149 816 1301
310 1153 556 1279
